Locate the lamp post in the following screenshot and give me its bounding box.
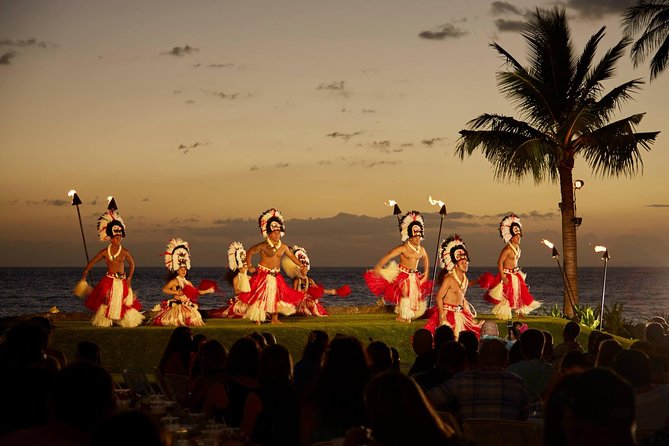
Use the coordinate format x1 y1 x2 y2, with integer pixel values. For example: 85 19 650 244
541 239 577 316
572 180 584 227
427 196 447 307
594 245 611 330
68 189 93 282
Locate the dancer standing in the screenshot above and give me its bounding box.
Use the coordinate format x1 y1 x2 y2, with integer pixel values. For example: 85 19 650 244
480 214 541 319
424 235 482 337
364 210 430 322
149 238 214 326
238 209 305 324
80 198 144 327
207 241 251 318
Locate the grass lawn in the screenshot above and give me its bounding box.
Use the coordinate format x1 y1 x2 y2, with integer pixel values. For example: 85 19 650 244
49 312 634 378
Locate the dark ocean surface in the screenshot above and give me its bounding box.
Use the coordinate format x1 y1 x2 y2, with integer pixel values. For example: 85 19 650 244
1 266 667 323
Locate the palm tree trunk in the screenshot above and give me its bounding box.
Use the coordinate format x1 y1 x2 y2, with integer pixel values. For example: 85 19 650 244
559 168 580 317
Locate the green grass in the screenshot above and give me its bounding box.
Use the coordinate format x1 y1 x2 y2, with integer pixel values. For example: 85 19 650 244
49 313 635 377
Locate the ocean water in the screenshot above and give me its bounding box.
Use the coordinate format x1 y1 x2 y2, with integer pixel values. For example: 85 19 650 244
0 266 667 323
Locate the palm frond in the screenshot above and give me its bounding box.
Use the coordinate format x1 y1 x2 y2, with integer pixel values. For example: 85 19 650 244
581 38 631 102
569 27 606 100
591 79 644 125
649 30 669 79
576 114 659 177
622 1 669 37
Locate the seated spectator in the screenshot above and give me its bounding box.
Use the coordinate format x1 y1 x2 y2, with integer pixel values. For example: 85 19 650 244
294 330 328 407
29 316 67 370
188 340 228 413
544 368 636 446
426 338 529 420
552 321 584 367
458 330 479 368
90 410 163 446
480 320 504 342
366 341 393 376
413 341 467 392
595 339 623 369
408 328 436 376
585 330 612 367
559 350 589 374
75 341 102 365
507 328 556 401
241 344 299 445
543 330 554 363
434 325 455 352
351 371 461 446
158 326 194 376
612 349 669 433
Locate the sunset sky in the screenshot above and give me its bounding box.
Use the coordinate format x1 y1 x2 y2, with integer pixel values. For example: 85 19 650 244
1 0 667 268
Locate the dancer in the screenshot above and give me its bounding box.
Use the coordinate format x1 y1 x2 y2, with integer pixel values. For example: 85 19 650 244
480 214 541 319
364 210 430 322
424 235 482 338
149 238 215 326
207 242 251 318
80 198 144 327
237 208 306 324
282 245 328 317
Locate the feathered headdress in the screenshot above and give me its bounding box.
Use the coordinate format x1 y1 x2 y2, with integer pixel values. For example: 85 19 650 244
282 245 310 279
163 238 191 272
439 234 469 271
398 210 424 242
97 210 126 241
227 241 247 271
258 208 285 238
499 213 522 243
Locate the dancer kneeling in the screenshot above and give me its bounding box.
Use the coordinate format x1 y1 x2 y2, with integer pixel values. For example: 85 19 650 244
79 198 144 328
283 245 328 317
150 238 215 327
207 241 251 318
424 235 482 338
237 208 305 324
364 210 430 322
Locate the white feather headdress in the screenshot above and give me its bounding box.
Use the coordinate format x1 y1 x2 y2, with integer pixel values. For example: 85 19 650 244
439 234 469 271
258 208 285 238
97 210 126 241
399 211 424 242
163 238 191 272
499 213 522 243
227 241 247 271
282 245 310 279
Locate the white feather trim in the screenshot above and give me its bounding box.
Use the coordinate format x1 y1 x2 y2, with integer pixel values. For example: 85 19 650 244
163 238 191 272
399 211 424 242
228 242 246 270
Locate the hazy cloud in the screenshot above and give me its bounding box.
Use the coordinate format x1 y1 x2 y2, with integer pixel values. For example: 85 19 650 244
44 199 68 206
7 199 18 205
646 204 669 208
348 160 401 168
491 1 524 16
326 131 363 141
207 63 235 68
494 19 527 32
177 141 207 154
163 45 200 57
0 38 54 48
419 23 468 40
274 162 290 168
0 51 18 65
249 165 259 171
170 217 200 224
317 81 350 97
421 137 445 147
565 0 634 19
363 140 404 154
212 91 240 100
142 197 150 202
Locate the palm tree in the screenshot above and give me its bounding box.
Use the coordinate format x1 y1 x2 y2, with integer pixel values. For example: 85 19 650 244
622 0 669 81
455 8 659 317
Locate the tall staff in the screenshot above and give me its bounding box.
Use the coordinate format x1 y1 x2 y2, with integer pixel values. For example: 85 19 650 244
541 239 577 315
385 199 402 224
427 196 447 308
594 245 610 330
68 189 93 282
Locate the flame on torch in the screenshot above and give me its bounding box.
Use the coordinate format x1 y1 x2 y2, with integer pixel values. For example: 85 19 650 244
428 196 445 208
384 199 397 207
594 245 607 253
541 239 554 249
68 190 76 197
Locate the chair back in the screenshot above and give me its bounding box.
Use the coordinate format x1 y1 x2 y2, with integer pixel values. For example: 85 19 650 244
122 367 159 397
162 373 193 406
462 418 543 446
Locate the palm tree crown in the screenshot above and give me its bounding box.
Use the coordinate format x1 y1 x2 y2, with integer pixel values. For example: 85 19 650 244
455 7 659 316
622 0 669 81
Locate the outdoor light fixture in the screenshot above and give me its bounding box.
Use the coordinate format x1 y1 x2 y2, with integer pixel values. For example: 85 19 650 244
574 179 585 189
595 245 611 330
572 180 585 227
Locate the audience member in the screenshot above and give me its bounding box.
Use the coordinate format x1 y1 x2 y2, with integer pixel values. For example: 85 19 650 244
90 410 163 446
426 338 529 420
300 335 370 446
413 341 467 392
29 316 67 370
507 328 556 401
241 344 299 445
74 340 102 365
480 320 504 342
594 338 623 369
585 330 612 367
552 321 583 366
457 330 479 368
188 340 229 413
559 350 589 374
366 340 393 376
351 371 461 446
544 368 636 446
434 325 455 352
542 330 554 363
158 326 194 376
294 330 329 407
390 346 401 372
408 328 436 376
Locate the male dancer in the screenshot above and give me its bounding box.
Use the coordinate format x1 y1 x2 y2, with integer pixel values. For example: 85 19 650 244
364 210 430 322
424 235 482 337
481 213 541 319
238 208 306 324
80 198 144 327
